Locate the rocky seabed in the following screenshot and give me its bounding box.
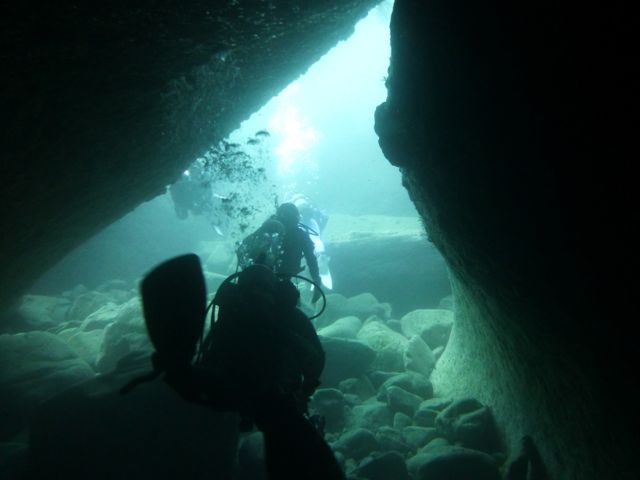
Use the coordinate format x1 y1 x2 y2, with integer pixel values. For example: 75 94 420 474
0 275 531 480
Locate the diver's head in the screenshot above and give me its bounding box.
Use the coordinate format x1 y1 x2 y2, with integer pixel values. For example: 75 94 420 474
290 194 310 214
276 203 300 229
260 218 285 236
237 264 278 306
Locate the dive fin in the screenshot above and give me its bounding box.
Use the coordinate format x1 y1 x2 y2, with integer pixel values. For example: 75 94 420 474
140 254 207 368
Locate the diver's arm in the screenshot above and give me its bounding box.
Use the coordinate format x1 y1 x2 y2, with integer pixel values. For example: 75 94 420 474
302 235 323 303
301 233 320 281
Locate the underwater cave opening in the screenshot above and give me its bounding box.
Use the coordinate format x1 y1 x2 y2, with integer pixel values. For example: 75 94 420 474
28 0 451 319
0 2 539 479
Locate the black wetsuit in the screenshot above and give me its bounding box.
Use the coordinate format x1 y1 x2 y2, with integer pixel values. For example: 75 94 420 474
277 224 320 282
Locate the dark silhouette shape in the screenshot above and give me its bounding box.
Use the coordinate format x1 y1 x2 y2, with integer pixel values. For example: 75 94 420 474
237 203 323 303
123 254 344 480
236 218 286 271
168 162 212 220
290 193 329 235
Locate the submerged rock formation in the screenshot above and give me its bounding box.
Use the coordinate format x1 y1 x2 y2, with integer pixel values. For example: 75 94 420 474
375 1 636 478
0 0 380 314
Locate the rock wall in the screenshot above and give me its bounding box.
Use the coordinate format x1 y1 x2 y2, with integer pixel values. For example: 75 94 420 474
375 1 636 478
0 0 380 315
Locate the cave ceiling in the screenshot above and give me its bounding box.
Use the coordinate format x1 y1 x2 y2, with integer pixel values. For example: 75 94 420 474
0 0 380 314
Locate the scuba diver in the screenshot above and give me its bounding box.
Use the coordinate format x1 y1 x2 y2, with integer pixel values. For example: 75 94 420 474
169 160 212 220
122 254 343 480
290 194 332 290
168 159 227 236
290 193 328 234
237 202 324 304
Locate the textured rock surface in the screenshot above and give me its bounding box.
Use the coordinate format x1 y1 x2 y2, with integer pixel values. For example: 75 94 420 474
357 320 408 372
0 331 95 441
317 292 392 329
402 335 435 377
0 0 380 314
375 0 636 478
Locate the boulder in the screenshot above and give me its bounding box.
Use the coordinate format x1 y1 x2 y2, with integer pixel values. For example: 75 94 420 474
419 397 453 411
393 412 413 430
410 445 501 480
419 437 450 452
402 426 439 449
344 293 392 321
80 302 121 332
318 316 363 339
317 293 392 329
386 386 423 417
338 377 376 402
406 452 431 477
378 372 433 400
435 398 501 454
357 320 408 372
319 337 376 387
355 451 410 480
65 330 104 367
385 319 402 334
414 408 439 428
96 279 131 291
96 279 134 304
66 291 112 324
414 398 450 428
367 370 402 390
17 295 70 330
333 428 379 461
0 331 95 440
346 401 394 432
400 309 454 350
403 335 436 377
95 297 151 373
61 284 88 300
309 388 347 433
374 426 411 455
316 294 349 329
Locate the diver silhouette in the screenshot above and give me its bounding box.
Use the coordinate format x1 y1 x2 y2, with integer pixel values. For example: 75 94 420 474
169 161 212 220
122 254 344 480
237 202 324 304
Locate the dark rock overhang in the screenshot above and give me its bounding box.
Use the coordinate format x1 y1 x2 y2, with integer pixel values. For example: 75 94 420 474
0 0 381 314
375 1 636 477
